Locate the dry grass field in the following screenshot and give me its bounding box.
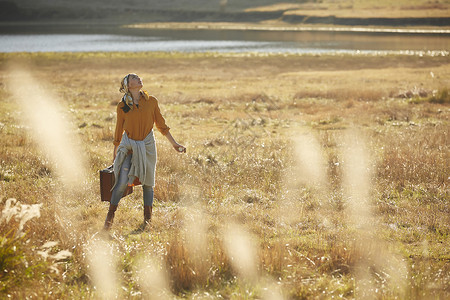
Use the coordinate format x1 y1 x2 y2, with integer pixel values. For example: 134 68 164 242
0 51 449 299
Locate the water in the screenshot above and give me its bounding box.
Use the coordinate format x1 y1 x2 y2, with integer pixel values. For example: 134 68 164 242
0 25 449 54
0 34 296 53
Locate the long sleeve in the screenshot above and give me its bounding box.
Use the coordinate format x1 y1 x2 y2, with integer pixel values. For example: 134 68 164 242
113 103 125 146
153 98 170 135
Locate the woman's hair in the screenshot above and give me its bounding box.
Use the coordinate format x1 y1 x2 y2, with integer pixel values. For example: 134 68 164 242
119 74 129 94
120 74 132 113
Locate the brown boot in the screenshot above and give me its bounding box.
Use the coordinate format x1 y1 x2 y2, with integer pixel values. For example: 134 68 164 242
139 205 152 231
103 204 118 231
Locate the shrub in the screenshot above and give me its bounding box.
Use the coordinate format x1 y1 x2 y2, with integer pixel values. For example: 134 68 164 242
428 88 450 104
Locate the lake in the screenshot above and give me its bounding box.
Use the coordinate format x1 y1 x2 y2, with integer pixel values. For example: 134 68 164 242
0 24 449 54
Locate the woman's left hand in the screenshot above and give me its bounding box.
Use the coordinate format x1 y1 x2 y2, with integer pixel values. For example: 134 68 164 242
164 131 186 153
173 144 186 153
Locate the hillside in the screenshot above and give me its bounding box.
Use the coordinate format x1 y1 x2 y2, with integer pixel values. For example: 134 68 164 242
2 0 450 27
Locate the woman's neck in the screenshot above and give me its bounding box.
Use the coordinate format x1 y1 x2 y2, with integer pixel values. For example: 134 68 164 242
129 89 141 102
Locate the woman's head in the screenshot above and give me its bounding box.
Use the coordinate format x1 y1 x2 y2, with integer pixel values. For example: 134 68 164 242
119 73 143 93
119 73 143 113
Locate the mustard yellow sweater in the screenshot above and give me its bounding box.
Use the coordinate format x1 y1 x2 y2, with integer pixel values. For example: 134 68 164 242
113 91 170 146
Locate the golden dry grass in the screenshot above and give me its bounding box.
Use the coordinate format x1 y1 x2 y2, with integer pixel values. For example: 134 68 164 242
248 0 450 19
0 51 449 299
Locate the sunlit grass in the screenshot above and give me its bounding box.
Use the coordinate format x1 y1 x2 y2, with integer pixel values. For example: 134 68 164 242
0 52 449 299
250 0 450 19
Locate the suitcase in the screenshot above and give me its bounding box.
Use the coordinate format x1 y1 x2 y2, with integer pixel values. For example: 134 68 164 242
100 165 133 202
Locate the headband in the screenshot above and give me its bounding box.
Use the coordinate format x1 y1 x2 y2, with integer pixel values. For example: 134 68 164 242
120 74 134 111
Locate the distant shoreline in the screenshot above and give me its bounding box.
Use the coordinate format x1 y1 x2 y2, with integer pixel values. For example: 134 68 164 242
1 21 450 37
126 22 450 35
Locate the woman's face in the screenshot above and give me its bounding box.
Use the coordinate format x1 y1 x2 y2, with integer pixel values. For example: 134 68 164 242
128 74 143 90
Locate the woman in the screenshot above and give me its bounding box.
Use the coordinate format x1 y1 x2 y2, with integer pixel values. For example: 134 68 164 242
104 73 185 231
